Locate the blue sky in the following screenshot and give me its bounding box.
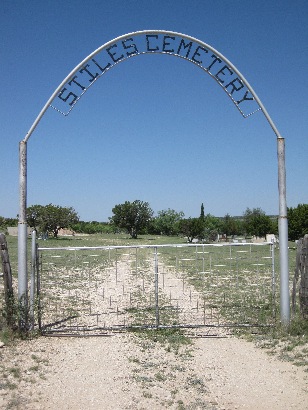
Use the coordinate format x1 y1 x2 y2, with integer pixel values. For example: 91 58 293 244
1 0 307 222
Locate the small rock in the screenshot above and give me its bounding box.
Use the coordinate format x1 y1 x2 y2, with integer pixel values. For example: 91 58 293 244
210 400 218 405
0 342 5 348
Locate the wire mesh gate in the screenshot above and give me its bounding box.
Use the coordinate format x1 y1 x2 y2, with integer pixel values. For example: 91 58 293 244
33 242 277 334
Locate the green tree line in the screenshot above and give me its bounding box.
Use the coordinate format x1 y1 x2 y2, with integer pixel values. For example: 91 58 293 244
0 203 307 241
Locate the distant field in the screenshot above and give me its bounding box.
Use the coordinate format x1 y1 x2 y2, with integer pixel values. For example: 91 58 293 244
5 233 297 279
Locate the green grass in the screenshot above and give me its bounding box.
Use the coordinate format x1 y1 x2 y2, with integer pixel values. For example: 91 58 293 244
129 327 192 354
244 316 308 369
3 233 298 274
3 234 179 280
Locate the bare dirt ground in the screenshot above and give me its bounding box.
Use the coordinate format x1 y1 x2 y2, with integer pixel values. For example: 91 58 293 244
0 329 307 410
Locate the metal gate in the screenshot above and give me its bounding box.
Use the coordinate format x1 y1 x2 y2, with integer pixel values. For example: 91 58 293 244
33 242 277 335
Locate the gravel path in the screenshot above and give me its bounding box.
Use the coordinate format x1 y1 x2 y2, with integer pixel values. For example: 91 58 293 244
0 331 307 410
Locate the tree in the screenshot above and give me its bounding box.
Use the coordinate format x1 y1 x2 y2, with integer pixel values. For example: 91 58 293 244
203 213 222 242
26 205 45 231
110 200 154 239
26 204 79 238
243 207 273 238
222 214 240 237
288 204 308 241
179 218 205 243
0 216 18 231
71 221 112 234
151 209 184 236
200 203 205 221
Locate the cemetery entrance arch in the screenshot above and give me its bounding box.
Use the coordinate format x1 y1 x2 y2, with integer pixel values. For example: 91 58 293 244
18 30 289 325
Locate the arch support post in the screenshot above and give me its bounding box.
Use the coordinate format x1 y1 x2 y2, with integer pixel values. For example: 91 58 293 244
18 140 28 330
277 137 290 325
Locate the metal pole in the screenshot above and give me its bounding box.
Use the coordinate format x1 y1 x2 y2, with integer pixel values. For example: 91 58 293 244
36 243 42 331
270 242 276 296
154 247 160 328
18 140 28 329
277 138 290 324
30 230 36 328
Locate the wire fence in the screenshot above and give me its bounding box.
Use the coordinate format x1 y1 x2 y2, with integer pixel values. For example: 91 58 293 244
34 242 277 334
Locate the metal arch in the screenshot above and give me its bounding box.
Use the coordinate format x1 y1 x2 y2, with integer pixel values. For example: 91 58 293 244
18 30 289 327
49 51 261 119
22 30 283 143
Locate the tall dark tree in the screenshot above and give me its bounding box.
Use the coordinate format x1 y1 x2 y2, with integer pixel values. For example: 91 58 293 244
200 203 205 221
110 200 153 239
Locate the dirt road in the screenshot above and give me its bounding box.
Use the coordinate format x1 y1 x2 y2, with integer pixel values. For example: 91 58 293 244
0 330 307 410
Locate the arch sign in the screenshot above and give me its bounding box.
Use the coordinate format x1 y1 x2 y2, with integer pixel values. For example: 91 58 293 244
18 30 289 325
51 31 260 118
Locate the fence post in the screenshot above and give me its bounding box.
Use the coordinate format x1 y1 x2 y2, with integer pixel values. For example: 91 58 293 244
270 242 276 318
293 235 308 318
30 230 37 329
299 235 308 318
154 247 160 328
277 138 290 325
18 140 28 330
0 233 14 327
36 243 42 331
